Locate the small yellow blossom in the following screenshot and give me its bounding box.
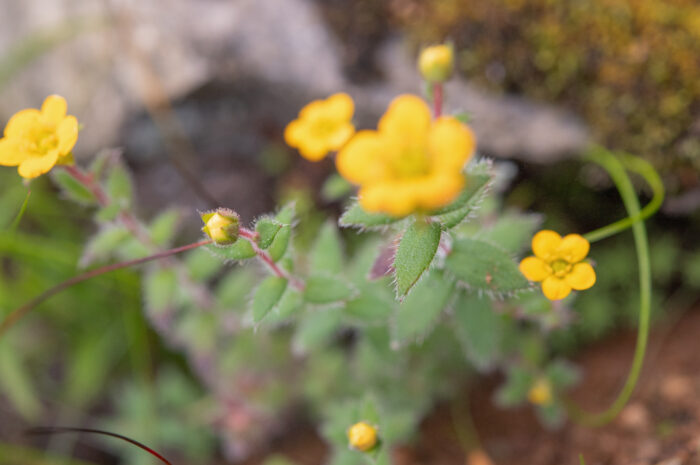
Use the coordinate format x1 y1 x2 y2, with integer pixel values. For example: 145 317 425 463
347 421 378 452
0 95 78 179
418 44 454 83
284 93 355 161
528 378 553 406
336 94 475 217
201 209 240 245
519 230 596 301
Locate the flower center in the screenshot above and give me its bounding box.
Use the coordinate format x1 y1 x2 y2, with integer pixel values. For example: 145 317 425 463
26 126 59 155
391 146 430 178
310 118 338 138
550 259 572 278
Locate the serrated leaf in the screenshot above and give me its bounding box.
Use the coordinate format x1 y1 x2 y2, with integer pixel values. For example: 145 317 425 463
106 162 133 207
393 272 453 345
81 226 130 266
255 217 283 249
293 308 343 354
268 225 291 262
311 221 343 273
394 220 441 297
446 238 530 296
51 170 97 205
252 276 288 322
206 239 256 261
432 173 492 228
339 201 399 229
304 274 355 304
149 209 181 247
453 292 503 369
144 268 178 314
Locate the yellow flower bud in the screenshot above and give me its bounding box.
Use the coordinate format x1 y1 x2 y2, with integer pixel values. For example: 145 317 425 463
528 378 553 406
201 208 240 245
418 44 454 83
347 421 378 452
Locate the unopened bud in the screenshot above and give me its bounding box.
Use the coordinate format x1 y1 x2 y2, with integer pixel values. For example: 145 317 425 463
201 208 240 245
347 421 378 452
418 44 454 83
527 378 553 406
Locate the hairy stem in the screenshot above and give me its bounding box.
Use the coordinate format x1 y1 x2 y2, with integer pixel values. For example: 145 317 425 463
239 228 305 291
0 240 212 338
566 149 653 426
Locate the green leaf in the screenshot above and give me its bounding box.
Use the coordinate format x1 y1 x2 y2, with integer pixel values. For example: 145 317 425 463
453 292 503 369
144 268 178 314
311 221 344 273
339 201 399 229
344 283 395 323
453 111 472 123
431 172 492 228
80 225 130 266
252 276 288 322
106 162 133 207
268 225 291 262
95 203 121 222
64 329 119 407
149 209 181 247
51 169 97 205
479 212 541 254
445 238 530 296
495 365 534 407
393 272 454 345
293 308 343 354
216 269 256 308
255 217 283 249
275 202 296 224
0 338 41 420
206 239 256 261
321 173 353 201
184 247 221 281
304 274 356 304
275 289 304 320
546 359 580 389
394 220 441 297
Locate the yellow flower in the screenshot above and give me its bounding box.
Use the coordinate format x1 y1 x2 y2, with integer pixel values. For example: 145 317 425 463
347 421 378 452
336 94 475 217
528 378 553 406
284 93 355 161
201 208 240 245
0 95 78 179
418 44 454 83
519 230 596 301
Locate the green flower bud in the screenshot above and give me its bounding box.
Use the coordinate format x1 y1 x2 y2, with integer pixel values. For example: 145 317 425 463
347 421 378 452
418 44 454 83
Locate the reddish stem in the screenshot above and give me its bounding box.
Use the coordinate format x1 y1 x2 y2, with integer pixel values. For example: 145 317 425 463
433 83 443 118
239 228 305 291
0 239 212 337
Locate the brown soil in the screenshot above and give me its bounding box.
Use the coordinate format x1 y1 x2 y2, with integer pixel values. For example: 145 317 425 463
249 306 700 465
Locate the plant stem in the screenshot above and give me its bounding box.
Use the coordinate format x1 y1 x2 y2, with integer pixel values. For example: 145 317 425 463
565 149 652 426
239 228 305 291
0 239 212 338
8 188 31 232
582 147 664 243
433 83 443 118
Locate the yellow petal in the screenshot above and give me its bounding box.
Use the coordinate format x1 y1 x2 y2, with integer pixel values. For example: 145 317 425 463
4 109 41 138
298 139 329 161
325 122 355 150
378 94 431 143
0 138 28 166
299 99 326 121
565 262 596 290
41 95 68 126
324 93 354 121
541 276 571 301
558 234 590 263
336 131 391 184
519 256 551 282
532 230 562 260
284 119 308 147
427 117 475 172
56 115 78 154
359 182 415 217
414 172 464 210
18 151 59 179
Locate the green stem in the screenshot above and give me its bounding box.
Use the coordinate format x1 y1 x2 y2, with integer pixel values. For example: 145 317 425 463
565 149 652 427
0 239 212 338
7 188 31 232
582 146 664 243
